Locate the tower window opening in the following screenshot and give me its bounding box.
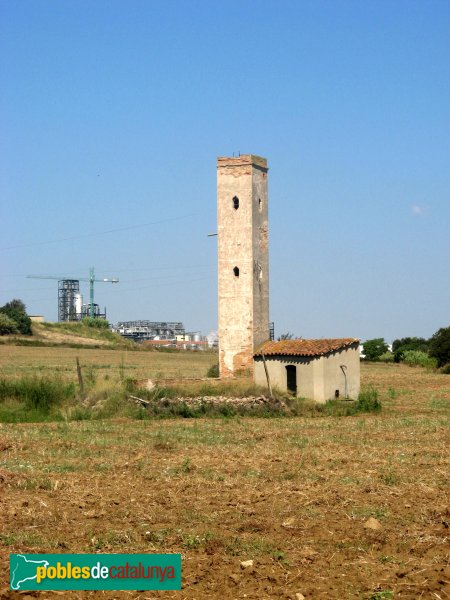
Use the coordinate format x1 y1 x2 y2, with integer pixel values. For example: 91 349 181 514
233 266 240 278
258 198 262 212
232 196 239 210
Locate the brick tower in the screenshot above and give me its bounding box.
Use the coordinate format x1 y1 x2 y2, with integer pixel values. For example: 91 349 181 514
217 154 269 377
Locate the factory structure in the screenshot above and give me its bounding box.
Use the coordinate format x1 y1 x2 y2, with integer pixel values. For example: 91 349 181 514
45 283 213 347
112 321 215 349
58 279 107 322
114 320 185 342
27 269 214 349
56 286 211 348
27 268 118 322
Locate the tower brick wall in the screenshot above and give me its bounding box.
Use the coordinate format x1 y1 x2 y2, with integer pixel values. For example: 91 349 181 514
217 155 269 377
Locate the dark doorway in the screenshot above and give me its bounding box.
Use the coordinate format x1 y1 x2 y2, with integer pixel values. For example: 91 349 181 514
286 365 297 395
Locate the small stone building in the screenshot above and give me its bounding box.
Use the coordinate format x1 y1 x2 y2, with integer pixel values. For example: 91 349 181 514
254 338 360 403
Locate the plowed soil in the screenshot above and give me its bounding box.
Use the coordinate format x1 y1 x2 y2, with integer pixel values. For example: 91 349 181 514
1 363 449 599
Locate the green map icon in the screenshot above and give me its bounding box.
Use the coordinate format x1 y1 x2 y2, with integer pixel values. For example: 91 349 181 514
10 554 50 590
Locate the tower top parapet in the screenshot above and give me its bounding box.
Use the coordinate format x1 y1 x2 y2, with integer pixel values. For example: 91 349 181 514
217 155 268 171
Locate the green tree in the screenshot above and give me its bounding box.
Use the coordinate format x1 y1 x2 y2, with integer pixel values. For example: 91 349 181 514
392 336 429 362
392 337 429 353
0 299 32 335
428 326 450 368
0 313 19 335
362 338 389 361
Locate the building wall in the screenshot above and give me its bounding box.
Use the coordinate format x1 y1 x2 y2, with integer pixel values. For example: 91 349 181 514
251 160 270 353
29 315 45 323
217 155 269 377
254 344 360 402
321 345 360 401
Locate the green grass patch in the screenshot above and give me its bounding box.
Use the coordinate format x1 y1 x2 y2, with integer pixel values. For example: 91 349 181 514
285 386 381 417
428 396 450 411
0 376 76 415
369 591 394 600
0 532 46 548
0 373 382 423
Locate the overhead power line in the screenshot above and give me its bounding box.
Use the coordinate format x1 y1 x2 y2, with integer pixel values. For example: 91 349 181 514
1 213 197 251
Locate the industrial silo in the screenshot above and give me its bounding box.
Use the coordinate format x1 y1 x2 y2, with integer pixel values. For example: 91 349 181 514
58 280 80 322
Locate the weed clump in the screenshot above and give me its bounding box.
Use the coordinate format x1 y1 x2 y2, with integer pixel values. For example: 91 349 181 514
355 386 381 413
283 386 381 417
206 363 219 378
0 376 76 419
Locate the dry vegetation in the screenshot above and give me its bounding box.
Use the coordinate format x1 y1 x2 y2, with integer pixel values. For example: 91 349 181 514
0 349 449 599
0 322 135 349
0 344 217 381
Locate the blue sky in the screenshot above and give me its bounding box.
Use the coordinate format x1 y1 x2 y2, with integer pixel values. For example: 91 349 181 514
1 0 449 342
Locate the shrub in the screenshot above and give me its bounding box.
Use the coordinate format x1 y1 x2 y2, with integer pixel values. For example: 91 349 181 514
0 299 32 335
355 386 381 413
81 317 110 329
0 313 19 335
402 350 437 369
378 351 394 363
393 338 430 362
440 363 450 374
206 363 219 378
312 388 381 417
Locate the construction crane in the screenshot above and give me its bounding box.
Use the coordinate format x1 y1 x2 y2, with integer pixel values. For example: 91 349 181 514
27 267 119 320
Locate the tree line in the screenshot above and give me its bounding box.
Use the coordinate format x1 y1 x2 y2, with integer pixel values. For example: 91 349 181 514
362 328 450 371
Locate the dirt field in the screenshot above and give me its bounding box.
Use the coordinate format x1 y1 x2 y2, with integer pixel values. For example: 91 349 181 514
0 362 449 599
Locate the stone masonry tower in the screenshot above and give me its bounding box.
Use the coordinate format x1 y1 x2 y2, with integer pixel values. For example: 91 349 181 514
217 154 269 377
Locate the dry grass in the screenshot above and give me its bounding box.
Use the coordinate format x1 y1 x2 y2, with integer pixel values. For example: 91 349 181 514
0 345 218 381
0 362 449 599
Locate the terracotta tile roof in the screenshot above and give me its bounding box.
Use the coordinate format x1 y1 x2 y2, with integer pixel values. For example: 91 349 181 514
254 338 359 358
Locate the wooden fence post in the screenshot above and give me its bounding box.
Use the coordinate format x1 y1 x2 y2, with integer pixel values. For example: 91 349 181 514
76 357 84 395
261 353 273 399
